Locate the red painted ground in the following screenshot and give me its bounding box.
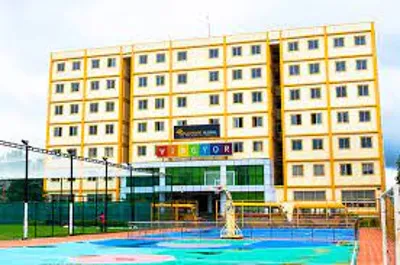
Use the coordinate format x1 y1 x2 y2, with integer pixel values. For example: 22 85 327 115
357 228 395 265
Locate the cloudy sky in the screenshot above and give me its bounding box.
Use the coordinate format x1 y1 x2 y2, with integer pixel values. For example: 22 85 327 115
0 0 398 184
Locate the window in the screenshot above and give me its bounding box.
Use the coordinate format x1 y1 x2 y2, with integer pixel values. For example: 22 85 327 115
155 121 164 132
233 117 244 128
233 142 243 153
340 164 352 176
177 97 187 107
337 111 349 123
313 164 325 176
106 101 115 112
54 105 63 115
311 113 322 125
105 147 114 158
138 100 148 110
251 45 261 55
177 120 187 126
177 51 187 61
69 126 78 136
70 104 79 114
308 39 319 50
88 148 97 158
291 114 302 125
289 65 300 76
55 84 64 94
177 73 187 84
292 165 304 176
334 37 345 47
292 140 303 151
335 61 346 72
358 84 369 96
107 58 116 67
233 93 243 103
71 82 80 92
310 87 321 99
342 190 376 208
252 91 263 103
251 68 262 78
361 136 373 148
137 146 147 156
336 85 347 98
294 191 326 201
312 139 324 150
138 77 147 87
288 41 298 51
354 35 366 46
107 79 115 89
362 163 374 175
309 63 320 74
209 94 219 105
156 75 165 86
339 138 350 149
138 122 147 133
54 127 62 137
72 61 81 71
139 55 147 64
359 110 371 122
232 46 242 56
209 118 219 125
232 69 242 80
209 71 219 82
209 48 219 58
155 98 165 109
91 81 99 90
91 59 100 69
289 89 300 100
156 53 166 63
253 141 263 152
57 63 65 72
89 125 98 135
356 59 367 70
252 116 263 127
89 103 99 113
105 124 114 134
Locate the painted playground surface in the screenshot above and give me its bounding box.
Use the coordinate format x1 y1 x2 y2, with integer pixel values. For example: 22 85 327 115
0 227 358 265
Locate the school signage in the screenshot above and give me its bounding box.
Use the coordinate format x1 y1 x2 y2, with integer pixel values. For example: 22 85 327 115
174 124 220 139
156 143 232 158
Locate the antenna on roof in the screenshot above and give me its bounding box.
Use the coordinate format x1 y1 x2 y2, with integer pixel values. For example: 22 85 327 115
198 14 211 38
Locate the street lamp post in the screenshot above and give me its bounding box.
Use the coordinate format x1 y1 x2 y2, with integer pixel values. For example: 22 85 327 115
127 163 134 222
103 157 108 233
21 140 29 240
67 149 75 236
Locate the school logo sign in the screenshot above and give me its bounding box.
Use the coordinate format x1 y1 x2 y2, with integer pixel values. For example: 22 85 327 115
174 125 220 139
156 143 232 158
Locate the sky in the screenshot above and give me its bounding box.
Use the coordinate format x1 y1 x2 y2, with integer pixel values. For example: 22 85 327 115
0 0 398 185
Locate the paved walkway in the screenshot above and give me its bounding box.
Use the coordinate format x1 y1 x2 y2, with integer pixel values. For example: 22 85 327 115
357 228 395 265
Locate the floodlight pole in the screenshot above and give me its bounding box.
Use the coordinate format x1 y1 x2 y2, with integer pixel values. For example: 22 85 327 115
21 140 29 240
103 157 109 233
127 163 134 222
67 149 75 236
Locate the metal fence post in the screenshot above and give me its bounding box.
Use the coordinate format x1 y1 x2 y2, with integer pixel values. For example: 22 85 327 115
103 157 109 233
67 149 74 236
21 139 29 240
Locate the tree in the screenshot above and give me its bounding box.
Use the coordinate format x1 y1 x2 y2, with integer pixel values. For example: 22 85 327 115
5 179 46 202
396 155 400 184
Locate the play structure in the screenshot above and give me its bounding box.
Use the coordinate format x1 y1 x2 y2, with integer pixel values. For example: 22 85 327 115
232 201 285 226
151 201 198 221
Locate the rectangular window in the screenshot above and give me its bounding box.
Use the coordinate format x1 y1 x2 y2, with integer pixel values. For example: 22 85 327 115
361 136 373 148
209 94 219 105
138 77 148 87
354 35 366 46
340 164 352 176
362 163 374 175
138 122 147 133
156 75 165 86
70 104 79 114
139 55 148 64
209 71 219 82
313 164 325 176
89 103 99 113
251 68 262 78
359 111 371 122
54 105 63 115
233 117 244 128
311 113 322 125
107 58 116 67
310 87 321 99
290 89 300 100
356 59 368 70
156 53 166 63
88 148 97 158
309 63 320 74
358 84 369 96
177 120 187 126
155 98 165 109
209 48 219 58
294 191 326 201
57 63 65 72
105 147 114 158
72 61 81 71
177 97 187 107
339 138 350 149
289 65 300 75
312 139 324 150
233 142 243 153
251 45 261 55
106 79 115 89
233 93 243 103
155 121 165 132
138 100 148 110
69 126 78 136
288 41 299 51
342 190 376 208
209 118 219 125
91 81 99 90
232 46 242 56
232 69 242 80
308 39 319 50
335 61 346 72
54 127 62 137
252 91 263 103
71 82 80 92
334 37 345 47
137 146 147 156
91 59 100 69
292 140 303 151
336 85 347 98
177 73 187 84
55 84 64 94
89 125 97 135
105 124 114 134
177 51 187 61
252 116 263 127
292 165 304 176
105 101 115 112
337 111 349 123
253 141 263 152
291 114 302 125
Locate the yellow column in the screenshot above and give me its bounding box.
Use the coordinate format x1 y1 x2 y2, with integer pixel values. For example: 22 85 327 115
279 31 287 201
44 53 54 193
79 49 88 201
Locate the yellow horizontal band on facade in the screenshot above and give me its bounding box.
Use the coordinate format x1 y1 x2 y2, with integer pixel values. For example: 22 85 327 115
284 78 375 88
46 189 118 193
281 29 371 41
283 105 378 112
47 142 120 148
284 131 379 138
286 184 380 189
131 135 270 144
286 157 380 163
283 53 373 64
48 119 130 126
52 53 121 62
50 96 120 104
51 74 120 83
